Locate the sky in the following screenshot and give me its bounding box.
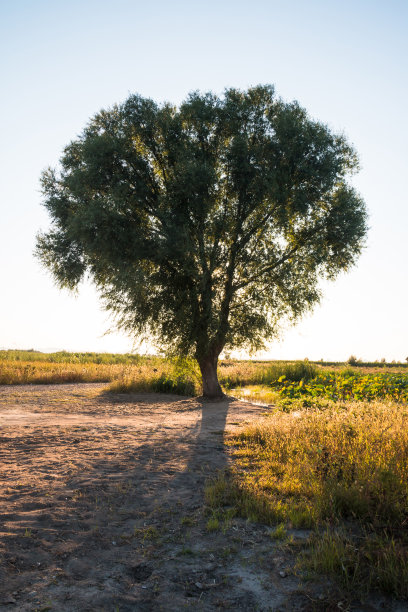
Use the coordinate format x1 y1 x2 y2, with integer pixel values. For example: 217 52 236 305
1 0 407 361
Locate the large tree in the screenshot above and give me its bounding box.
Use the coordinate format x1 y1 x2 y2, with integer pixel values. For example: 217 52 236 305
36 86 367 398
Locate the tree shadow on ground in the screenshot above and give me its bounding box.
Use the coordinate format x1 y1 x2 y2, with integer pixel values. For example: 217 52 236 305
0 391 243 610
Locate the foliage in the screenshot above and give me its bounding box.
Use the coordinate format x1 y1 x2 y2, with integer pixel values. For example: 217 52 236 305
206 400 408 597
35 85 367 396
220 360 317 390
109 371 198 396
269 369 408 402
253 360 317 384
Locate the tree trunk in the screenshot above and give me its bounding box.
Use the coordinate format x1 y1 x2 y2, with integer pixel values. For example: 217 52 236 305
198 355 224 399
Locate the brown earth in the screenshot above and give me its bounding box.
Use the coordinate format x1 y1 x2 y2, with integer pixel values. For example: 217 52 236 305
0 384 404 611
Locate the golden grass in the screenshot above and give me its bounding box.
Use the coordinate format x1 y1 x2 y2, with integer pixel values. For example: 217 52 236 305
0 359 172 386
206 399 408 597
1 350 406 391
0 360 116 384
0 357 201 396
108 363 199 396
0 356 304 390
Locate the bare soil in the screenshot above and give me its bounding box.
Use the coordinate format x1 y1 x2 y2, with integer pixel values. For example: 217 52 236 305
0 384 404 611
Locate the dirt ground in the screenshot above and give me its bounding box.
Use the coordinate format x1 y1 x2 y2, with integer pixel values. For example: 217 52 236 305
0 384 405 611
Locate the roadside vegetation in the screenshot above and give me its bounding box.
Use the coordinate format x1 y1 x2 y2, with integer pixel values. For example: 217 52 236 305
206 396 408 600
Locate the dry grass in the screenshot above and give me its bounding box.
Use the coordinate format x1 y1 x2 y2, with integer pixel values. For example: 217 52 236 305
109 366 199 396
0 353 175 387
206 399 408 598
0 360 120 384
0 355 312 390
1 351 406 392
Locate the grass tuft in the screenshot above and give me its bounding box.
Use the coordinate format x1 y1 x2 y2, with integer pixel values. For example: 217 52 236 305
301 531 408 598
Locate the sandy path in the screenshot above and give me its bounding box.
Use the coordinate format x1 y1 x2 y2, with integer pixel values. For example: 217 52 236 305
0 384 400 611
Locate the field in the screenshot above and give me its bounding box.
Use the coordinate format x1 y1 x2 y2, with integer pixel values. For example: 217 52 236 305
1 349 407 393
1 351 407 610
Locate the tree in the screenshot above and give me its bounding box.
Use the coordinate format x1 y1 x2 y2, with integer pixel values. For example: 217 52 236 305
36 86 367 398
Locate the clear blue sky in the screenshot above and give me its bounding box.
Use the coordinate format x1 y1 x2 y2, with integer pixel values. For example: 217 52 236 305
1 0 407 360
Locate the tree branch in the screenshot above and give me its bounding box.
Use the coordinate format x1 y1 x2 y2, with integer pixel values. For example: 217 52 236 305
233 245 299 291
237 202 279 250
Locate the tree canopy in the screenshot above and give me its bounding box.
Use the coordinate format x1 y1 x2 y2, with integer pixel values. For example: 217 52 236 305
36 85 368 397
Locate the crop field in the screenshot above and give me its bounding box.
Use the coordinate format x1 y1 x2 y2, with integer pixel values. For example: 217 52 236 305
1 351 408 607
